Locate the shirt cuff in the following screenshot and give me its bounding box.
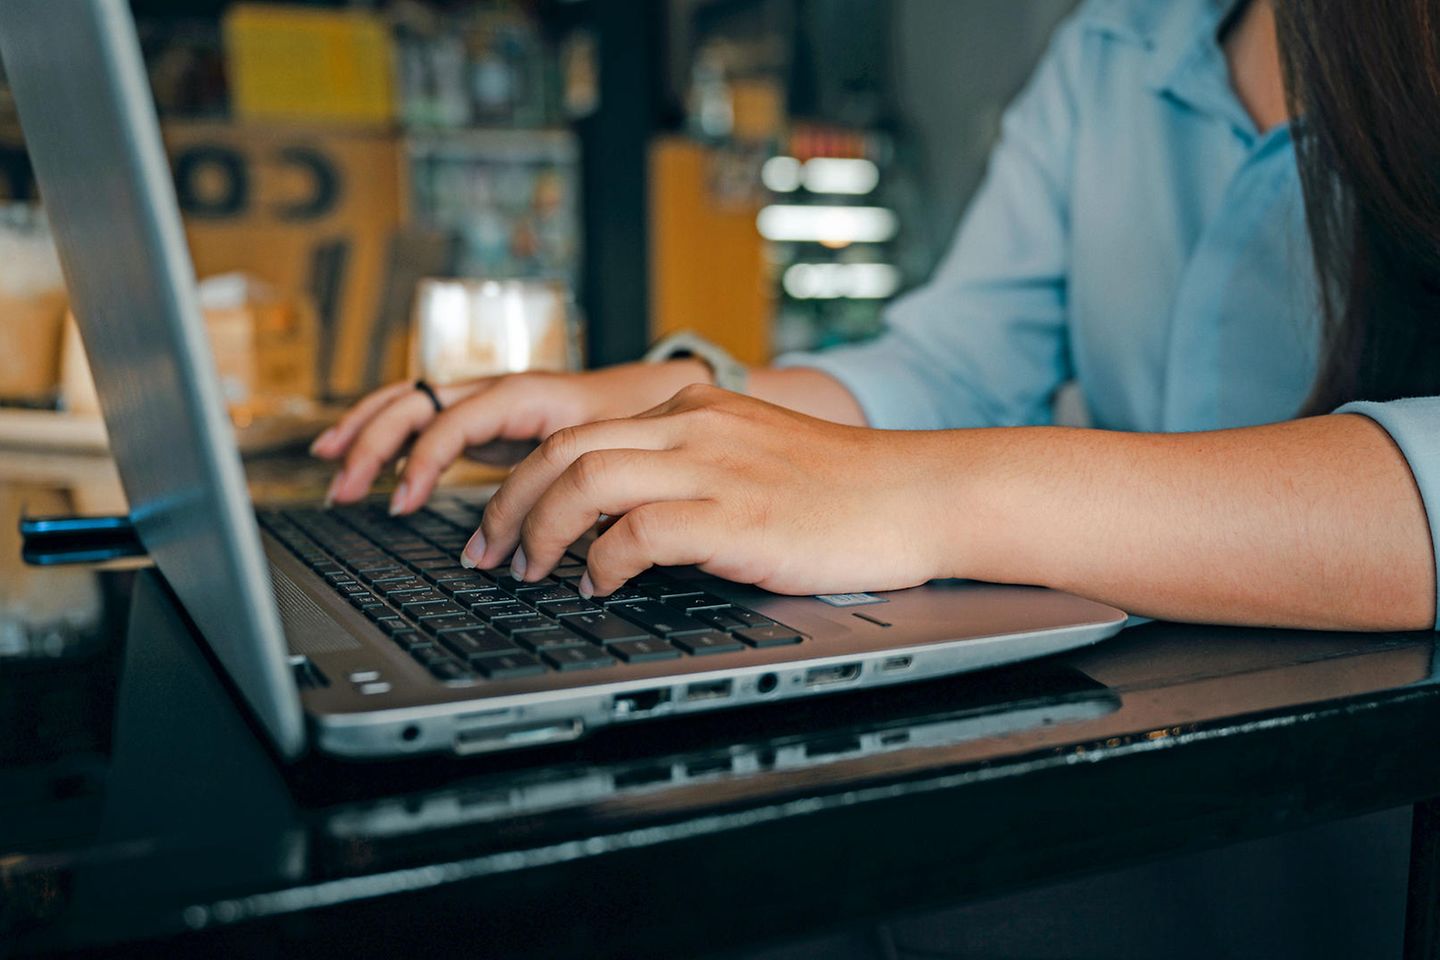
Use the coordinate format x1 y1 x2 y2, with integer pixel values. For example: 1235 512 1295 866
775 341 950 431
1337 398 1440 630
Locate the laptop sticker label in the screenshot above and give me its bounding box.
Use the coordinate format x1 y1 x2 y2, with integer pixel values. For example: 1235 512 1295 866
816 593 888 607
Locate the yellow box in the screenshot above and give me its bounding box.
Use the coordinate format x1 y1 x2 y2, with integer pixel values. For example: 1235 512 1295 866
224 5 396 126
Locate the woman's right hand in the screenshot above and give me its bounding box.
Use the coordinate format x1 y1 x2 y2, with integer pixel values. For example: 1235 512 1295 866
310 360 713 514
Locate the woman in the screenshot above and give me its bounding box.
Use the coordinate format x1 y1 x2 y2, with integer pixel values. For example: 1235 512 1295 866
315 0 1436 953
316 0 1440 634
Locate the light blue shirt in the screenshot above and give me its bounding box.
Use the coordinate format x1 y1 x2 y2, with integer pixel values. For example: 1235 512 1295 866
781 0 1440 627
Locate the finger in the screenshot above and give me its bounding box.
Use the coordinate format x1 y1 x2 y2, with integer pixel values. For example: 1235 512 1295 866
391 380 552 515
581 501 722 597
515 450 708 581
468 417 681 570
310 381 412 459
313 380 482 461
330 392 441 504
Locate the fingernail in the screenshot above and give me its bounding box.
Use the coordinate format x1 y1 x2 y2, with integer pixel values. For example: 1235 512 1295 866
323 470 346 508
578 572 594 599
461 529 486 569
510 546 528 582
309 428 336 456
388 481 410 516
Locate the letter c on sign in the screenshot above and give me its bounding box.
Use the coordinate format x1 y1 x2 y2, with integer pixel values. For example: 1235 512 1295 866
275 147 339 221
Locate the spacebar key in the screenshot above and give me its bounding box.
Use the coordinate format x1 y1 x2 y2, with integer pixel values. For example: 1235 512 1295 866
563 611 649 644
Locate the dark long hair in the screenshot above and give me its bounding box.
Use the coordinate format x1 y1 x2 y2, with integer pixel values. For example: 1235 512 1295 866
1275 0 1440 414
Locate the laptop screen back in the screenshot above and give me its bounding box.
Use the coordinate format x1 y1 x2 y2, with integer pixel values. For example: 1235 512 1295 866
0 0 304 758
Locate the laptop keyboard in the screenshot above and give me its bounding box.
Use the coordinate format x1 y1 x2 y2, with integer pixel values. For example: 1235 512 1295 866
256 501 805 686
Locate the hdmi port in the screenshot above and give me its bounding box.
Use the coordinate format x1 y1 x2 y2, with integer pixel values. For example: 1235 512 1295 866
804 663 862 688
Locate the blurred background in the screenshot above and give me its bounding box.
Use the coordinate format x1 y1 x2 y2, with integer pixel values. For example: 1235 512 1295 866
0 0 1080 659
0 0 1075 437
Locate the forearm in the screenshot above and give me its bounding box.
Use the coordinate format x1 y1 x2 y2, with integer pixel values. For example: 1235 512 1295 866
940 415 1435 631
749 367 868 426
626 361 867 426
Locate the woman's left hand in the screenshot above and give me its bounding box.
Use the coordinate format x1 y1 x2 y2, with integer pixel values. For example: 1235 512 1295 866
463 384 958 598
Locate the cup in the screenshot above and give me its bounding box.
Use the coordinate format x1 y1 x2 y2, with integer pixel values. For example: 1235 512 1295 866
409 278 582 385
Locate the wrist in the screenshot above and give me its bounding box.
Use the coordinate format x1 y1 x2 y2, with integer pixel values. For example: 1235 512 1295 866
910 429 1024 584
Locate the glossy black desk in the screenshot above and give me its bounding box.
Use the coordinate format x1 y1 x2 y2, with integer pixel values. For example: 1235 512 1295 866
6 549 1440 960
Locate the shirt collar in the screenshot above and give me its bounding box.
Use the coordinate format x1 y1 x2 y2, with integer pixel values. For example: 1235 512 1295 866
1083 0 1261 141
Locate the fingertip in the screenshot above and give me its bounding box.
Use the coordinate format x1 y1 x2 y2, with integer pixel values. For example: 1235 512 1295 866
578 572 594 599
462 528 486 568
309 433 336 459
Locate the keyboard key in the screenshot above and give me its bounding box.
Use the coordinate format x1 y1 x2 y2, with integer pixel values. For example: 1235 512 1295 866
552 563 587 581
646 583 703 600
542 643 616 671
447 590 497 608
597 586 650 606
351 599 386 616
388 632 430 651
514 583 574 602
671 592 732 611
517 627 586 652
397 593 448 611
428 659 476 684
727 608 777 628
613 601 712 636
694 608 777 631
414 601 470 620
410 646 449 668
734 626 805 648
363 568 418 584
377 618 416 636
478 602 534 621
564 611 650 645
672 631 744 655
440 628 520 661
538 599 599 618
420 615 484 635
490 615 553 637
610 638 682 663
475 652 547 679
437 578 497 597
378 579 430 597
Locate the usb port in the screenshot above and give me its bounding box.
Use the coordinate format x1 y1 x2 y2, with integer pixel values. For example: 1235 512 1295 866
804 663 862 688
685 679 733 702
880 656 914 673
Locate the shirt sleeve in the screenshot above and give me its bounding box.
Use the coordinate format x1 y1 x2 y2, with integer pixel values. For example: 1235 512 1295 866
1336 399 1440 629
776 10 1090 431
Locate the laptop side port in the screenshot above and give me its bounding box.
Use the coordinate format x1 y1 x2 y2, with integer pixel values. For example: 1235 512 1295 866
454 718 584 756
613 688 672 717
880 656 914 673
685 679 733 702
804 663 862 688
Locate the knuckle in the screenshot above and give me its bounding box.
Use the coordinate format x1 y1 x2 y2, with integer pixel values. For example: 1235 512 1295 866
540 425 581 468
569 450 609 497
623 507 662 553
674 382 717 405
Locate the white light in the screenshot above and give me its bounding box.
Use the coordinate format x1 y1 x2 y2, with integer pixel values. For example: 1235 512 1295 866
761 156 803 193
782 263 902 300
801 157 880 195
756 205 899 245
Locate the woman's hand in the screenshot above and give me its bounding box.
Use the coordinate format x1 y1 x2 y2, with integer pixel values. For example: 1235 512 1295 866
310 361 716 512
465 384 955 598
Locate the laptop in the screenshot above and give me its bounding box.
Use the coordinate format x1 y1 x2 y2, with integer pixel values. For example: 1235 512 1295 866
0 0 1126 761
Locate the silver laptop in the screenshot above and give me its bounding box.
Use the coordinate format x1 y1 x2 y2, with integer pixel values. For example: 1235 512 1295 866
0 0 1126 761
